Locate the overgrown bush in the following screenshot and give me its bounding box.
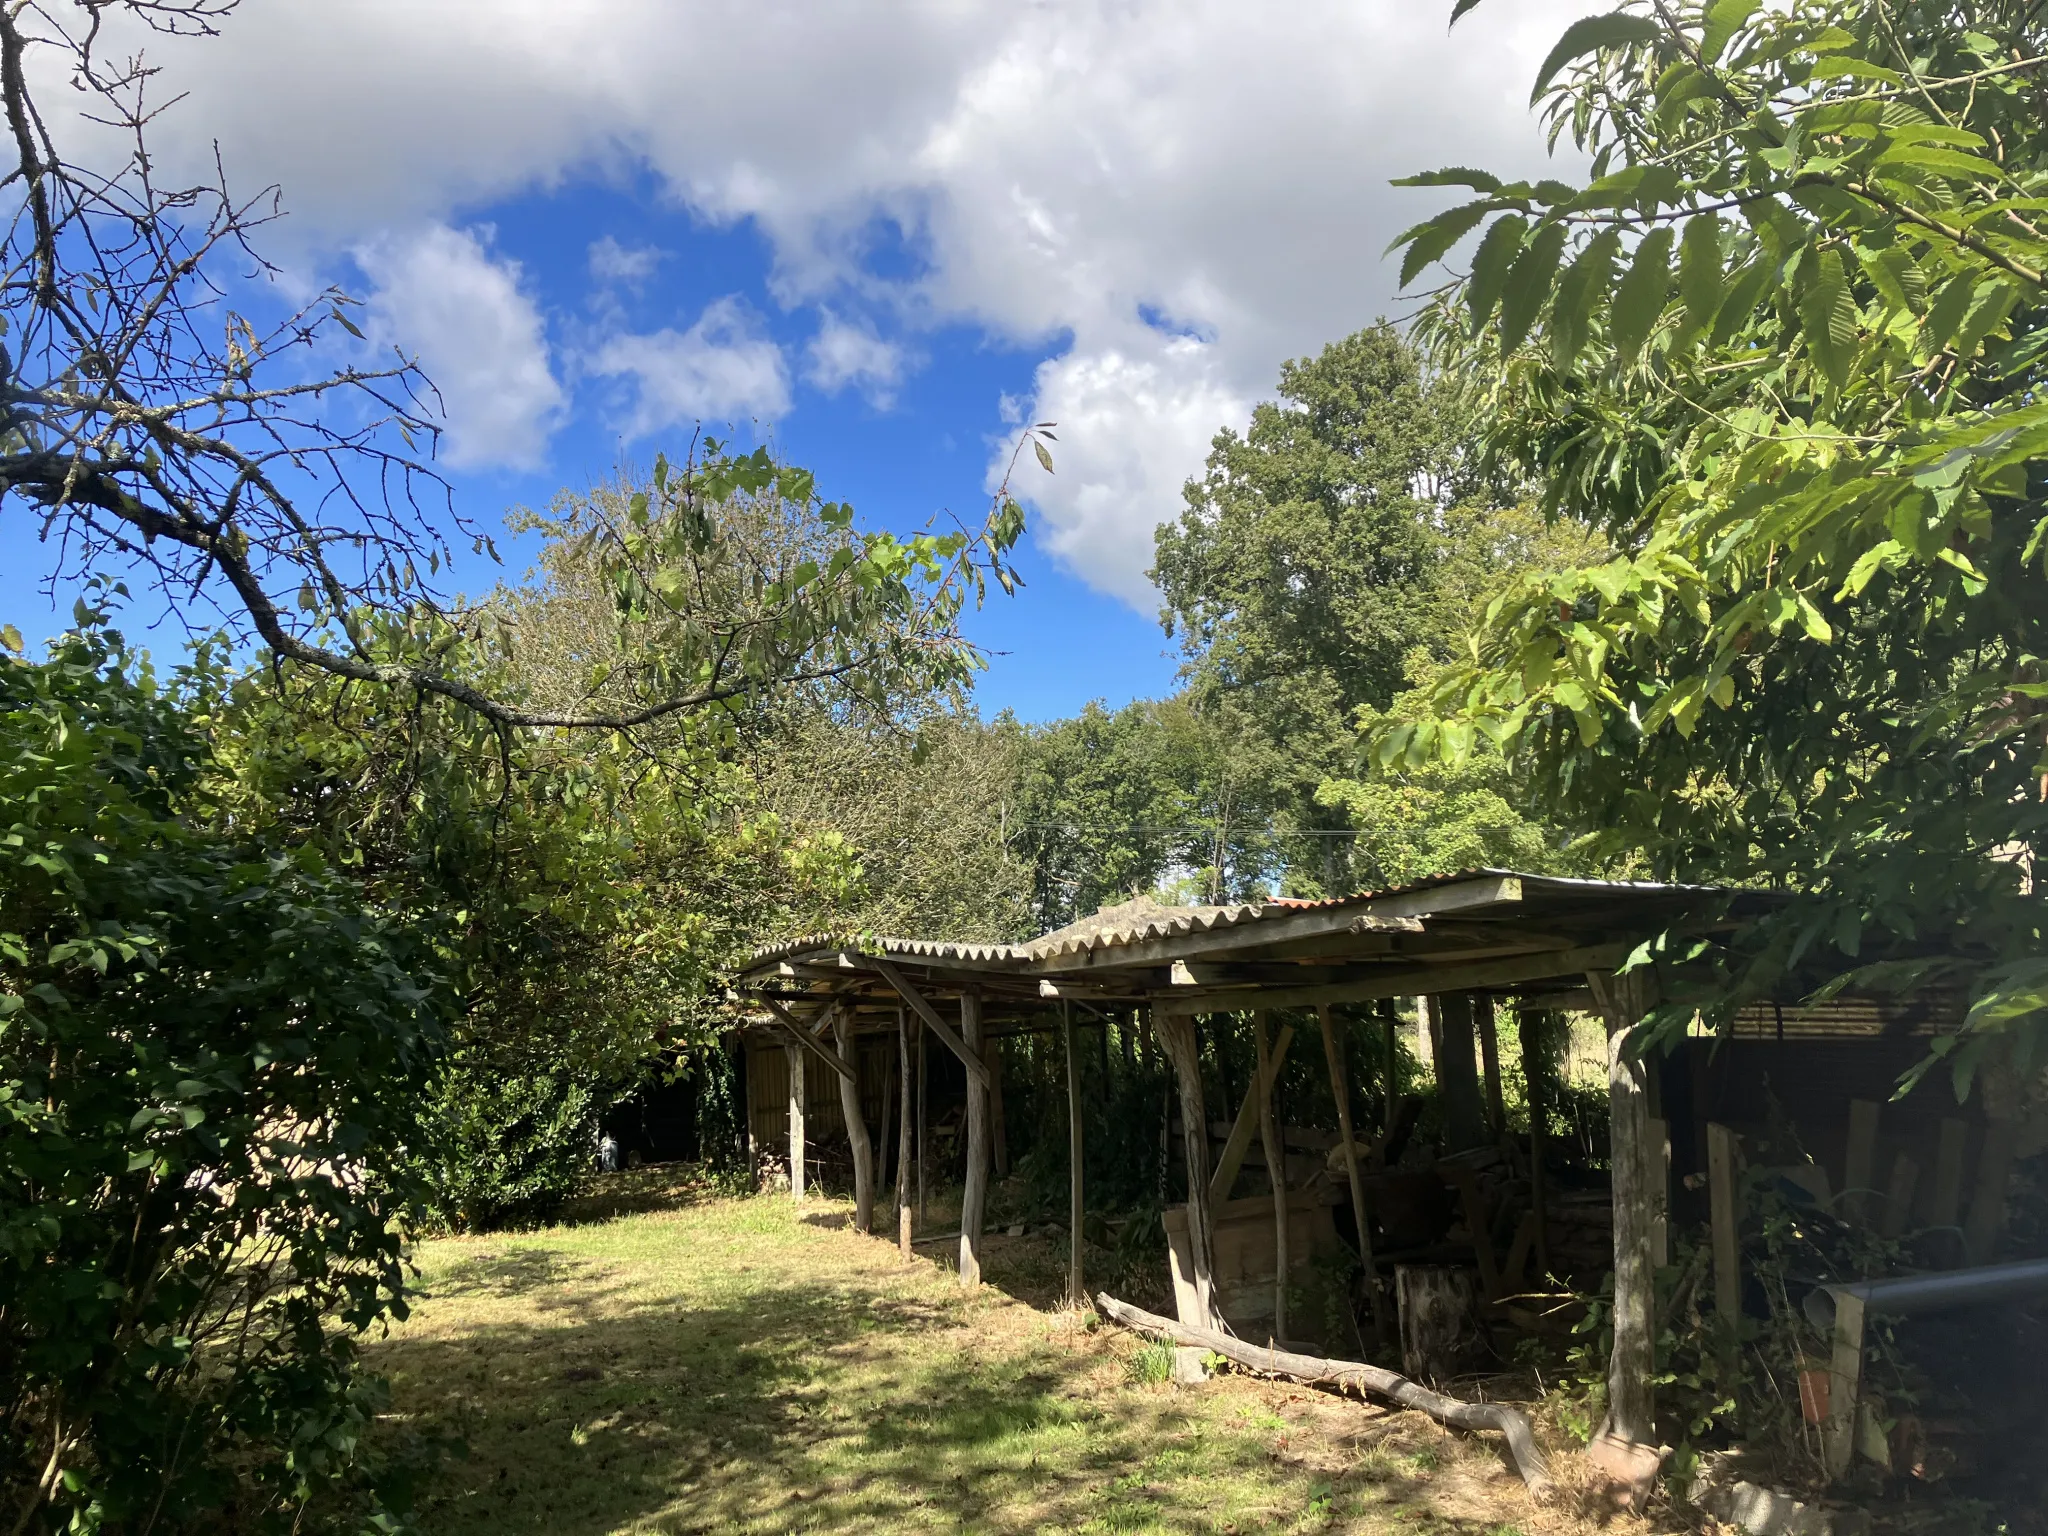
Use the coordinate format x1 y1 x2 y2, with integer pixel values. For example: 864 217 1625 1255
0 630 445 1532
405 1058 607 1232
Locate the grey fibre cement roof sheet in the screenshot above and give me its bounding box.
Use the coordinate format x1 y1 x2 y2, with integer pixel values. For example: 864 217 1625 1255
735 869 1740 980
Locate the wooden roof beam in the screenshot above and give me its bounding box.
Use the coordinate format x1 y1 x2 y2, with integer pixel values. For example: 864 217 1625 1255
1153 941 1629 1014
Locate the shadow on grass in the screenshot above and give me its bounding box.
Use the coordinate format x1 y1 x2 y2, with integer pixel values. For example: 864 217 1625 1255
377 1258 1501 1535
556 1164 737 1225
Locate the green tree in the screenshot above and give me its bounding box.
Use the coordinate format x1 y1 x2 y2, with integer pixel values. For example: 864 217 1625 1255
1390 0 2048 1078
1 624 444 1531
1154 323 1465 730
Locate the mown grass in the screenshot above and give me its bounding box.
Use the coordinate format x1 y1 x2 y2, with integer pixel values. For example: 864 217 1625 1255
368 1168 1617 1535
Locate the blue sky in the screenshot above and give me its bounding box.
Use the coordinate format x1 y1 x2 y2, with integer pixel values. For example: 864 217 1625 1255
0 1 1593 722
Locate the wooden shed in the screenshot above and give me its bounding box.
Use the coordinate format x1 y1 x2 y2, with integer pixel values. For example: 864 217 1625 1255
730 869 2039 1501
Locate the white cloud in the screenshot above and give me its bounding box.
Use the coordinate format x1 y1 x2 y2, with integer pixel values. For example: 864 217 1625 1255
354 223 564 472
588 235 665 288
589 296 791 438
1000 333 1246 610
86 0 1602 601
806 313 906 406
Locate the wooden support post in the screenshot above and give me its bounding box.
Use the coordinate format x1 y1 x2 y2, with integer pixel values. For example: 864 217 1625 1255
833 1010 875 1233
959 991 989 1288
1587 968 1658 1457
1208 1021 1296 1204
1844 1099 1881 1226
1964 1118 2018 1265
1881 1153 1920 1241
1432 993 1488 1153
1648 1116 1671 1270
915 1019 929 1230
1929 1117 1967 1263
897 1009 913 1259
1321 1004 1387 1343
1381 1005 1401 1148
785 1037 806 1202
990 1034 1010 1179
1517 1009 1551 1282
1254 1012 1291 1343
1155 1009 1223 1329
878 1029 896 1193
1064 1000 1085 1308
1707 1122 1741 1326
1822 1292 1867 1482
1415 995 1435 1069
1477 995 1507 1144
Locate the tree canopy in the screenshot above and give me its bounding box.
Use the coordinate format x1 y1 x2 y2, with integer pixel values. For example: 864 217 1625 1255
1389 0 2048 1083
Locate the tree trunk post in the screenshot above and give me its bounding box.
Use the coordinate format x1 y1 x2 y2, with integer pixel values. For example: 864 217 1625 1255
897 1007 913 1259
1253 1011 1291 1343
833 1009 875 1234
915 1017 929 1231
1433 993 1488 1153
1477 994 1507 1144
1517 1008 1552 1282
878 1025 897 1192
1064 1000 1085 1308
1587 968 1660 1455
990 1032 1010 1179
1154 1007 1223 1328
785 1037 806 1202
1320 1004 1386 1344
959 990 989 1288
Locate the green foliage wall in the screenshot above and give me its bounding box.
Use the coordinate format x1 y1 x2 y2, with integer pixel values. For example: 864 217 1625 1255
0 629 443 1531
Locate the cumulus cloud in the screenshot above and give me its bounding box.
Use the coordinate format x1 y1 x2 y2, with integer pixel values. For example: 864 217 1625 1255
589 296 791 438
354 223 564 472
806 312 906 406
89 0 1601 600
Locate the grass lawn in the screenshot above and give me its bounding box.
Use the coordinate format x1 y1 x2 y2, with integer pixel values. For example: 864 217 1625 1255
369 1168 1632 1535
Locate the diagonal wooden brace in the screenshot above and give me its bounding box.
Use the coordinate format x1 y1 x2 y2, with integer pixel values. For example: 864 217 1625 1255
760 997 856 1085
867 957 991 1090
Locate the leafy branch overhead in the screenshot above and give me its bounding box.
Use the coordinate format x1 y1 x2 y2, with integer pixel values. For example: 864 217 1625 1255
0 1 1042 731
1388 0 2048 1078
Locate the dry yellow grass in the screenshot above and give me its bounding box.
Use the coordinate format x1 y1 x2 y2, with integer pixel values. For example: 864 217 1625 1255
368 1168 1643 1535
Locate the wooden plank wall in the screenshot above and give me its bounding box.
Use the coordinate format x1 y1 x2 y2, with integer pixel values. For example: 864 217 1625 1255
745 1035 894 1171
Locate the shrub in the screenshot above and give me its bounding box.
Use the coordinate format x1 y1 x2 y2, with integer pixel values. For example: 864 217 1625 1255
0 632 444 1532
406 1058 606 1232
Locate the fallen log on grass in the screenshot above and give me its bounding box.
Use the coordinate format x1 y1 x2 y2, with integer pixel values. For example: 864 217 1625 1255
1095 1292 1551 1497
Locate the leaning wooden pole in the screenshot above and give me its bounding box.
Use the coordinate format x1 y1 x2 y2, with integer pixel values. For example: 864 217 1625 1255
959 990 989 1288
1253 1011 1290 1343
1096 1293 1551 1496
896 1007 913 1260
1319 1004 1387 1344
1063 999 1085 1308
833 1008 875 1234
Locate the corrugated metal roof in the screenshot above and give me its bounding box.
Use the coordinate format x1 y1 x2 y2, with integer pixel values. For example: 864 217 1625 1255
739 868 1737 975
